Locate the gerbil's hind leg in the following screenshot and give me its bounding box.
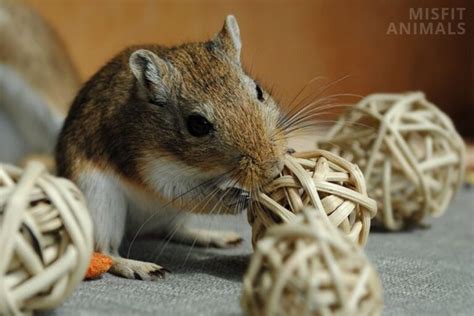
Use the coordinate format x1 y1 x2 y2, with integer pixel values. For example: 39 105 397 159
170 227 243 248
78 168 168 280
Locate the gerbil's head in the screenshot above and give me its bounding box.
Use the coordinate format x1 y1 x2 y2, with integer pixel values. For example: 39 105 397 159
128 15 288 207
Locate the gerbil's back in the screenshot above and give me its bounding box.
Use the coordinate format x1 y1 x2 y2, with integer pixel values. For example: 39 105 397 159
55 46 150 178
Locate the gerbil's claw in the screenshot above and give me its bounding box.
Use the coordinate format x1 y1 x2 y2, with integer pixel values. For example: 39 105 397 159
149 269 167 279
133 272 143 280
109 256 170 281
159 267 172 274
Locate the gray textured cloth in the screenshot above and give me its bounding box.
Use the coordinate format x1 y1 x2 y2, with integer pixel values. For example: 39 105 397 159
41 188 474 316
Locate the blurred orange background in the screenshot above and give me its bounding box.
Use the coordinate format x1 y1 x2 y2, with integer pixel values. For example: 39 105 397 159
25 0 473 137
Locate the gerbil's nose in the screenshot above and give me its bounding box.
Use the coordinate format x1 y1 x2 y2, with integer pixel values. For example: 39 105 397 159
240 154 284 188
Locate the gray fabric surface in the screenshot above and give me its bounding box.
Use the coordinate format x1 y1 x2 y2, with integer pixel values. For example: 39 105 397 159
41 188 474 316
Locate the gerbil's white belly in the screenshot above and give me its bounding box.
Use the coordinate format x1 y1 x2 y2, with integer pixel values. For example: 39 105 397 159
78 162 201 244
120 157 212 236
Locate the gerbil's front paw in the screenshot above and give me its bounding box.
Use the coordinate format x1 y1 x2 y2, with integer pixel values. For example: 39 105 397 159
109 257 169 281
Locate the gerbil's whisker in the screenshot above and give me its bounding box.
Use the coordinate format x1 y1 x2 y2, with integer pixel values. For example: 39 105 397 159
126 172 228 259
278 94 359 132
282 76 326 118
291 75 355 112
180 172 243 267
291 116 376 133
180 188 226 267
280 111 346 135
278 75 355 127
147 167 242 265
280 76 335 120
281 99 353 126
277 119 376 141
158 170 234 244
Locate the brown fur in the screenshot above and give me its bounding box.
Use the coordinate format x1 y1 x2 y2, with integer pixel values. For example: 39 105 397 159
56 19 287 213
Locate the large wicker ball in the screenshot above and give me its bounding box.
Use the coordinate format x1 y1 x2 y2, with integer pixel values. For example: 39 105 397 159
241 207 384 316
318 92 465 230
0 162 93 315
248 150 377 247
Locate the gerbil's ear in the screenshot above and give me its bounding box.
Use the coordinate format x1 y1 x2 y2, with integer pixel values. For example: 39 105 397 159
215 15 242 62
129 49 174 102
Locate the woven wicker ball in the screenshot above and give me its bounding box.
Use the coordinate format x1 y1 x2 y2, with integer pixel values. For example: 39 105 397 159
241 207 384 316
318 92 465 230
0 162 93 315
248 150 377 247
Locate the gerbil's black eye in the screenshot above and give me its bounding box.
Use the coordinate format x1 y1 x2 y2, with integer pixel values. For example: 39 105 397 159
255 82 264 102
186 114 213 137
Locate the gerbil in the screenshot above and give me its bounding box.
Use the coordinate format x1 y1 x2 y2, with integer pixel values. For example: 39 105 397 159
56 15 289 280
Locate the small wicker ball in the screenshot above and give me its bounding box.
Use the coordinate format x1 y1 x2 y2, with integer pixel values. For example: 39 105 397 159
248 150 377 247
241 207 384 316
0 162 93 315
318 92 465 230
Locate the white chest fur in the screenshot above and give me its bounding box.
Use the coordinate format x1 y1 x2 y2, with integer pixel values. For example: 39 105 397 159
76 158 212 251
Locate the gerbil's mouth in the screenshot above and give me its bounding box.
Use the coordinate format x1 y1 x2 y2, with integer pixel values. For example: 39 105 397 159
217 180 248 192
215 180 250 209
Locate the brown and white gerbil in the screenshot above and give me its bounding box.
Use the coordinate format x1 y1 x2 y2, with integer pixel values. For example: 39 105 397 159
56 15 290 280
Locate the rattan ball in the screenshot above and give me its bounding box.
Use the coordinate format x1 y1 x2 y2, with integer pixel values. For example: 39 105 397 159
0 162 93 315
248 150 377 247
318 92 465 230
241 207 384 316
